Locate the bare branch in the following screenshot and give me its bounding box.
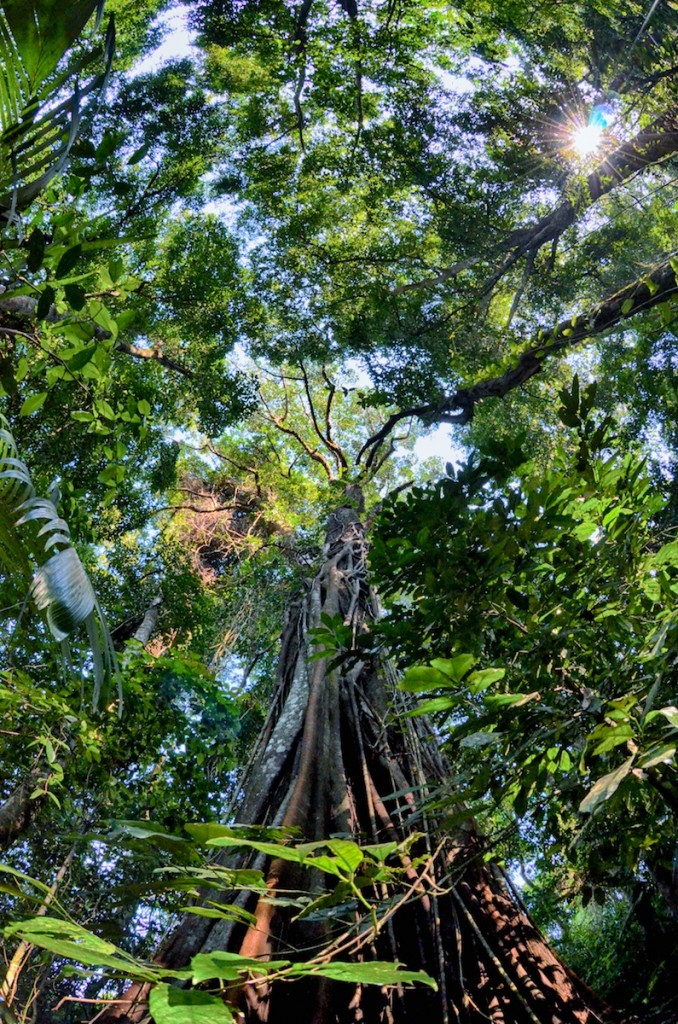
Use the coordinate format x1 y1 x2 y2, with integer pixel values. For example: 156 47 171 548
320 367 349 470
293 65 307 153
297 362 348 472
300 361 332 450
290 0 313 153
389 256 483 297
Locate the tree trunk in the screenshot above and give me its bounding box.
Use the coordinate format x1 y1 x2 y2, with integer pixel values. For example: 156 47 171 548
0 763 59 852
98 501 619 1024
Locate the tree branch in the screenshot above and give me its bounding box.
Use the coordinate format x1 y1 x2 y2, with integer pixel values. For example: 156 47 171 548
321 367 349 470
389 256 483 297
0 295 194 379
258 388 335 479
396 111 678 299
359 254 678 468
114 340 193 379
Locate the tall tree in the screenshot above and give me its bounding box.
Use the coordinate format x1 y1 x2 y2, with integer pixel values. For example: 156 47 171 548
75 372 616 1024
2 1 678 1022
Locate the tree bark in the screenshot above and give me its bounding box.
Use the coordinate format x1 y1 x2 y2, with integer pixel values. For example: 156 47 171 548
0 764 53 852
95 498 620 1024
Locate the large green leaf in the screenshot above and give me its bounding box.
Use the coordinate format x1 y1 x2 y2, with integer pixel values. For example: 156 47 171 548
579 757 635 814
0 415 119 707
1 1 103 88
2 918 156 979
149 984 235 1024
0 2 114 212
288 961 438 989
190 951 290 984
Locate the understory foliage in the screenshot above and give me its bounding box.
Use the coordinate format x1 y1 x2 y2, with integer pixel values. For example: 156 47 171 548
1 0 678 1022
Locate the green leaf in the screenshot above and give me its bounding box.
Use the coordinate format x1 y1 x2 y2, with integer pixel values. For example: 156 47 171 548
26 228 46 272
108 257 124 282
653 540 678 566
399 666 448 693
55 244 83 279
641 577 662 603
638 744 676 769
180 905 257 926
184 823 241 844
36 285 55 319
288 961 437 990
2 918 155 979
301 854 341 877
0 864 54 900
431 654 475 682
90 301 118 339
205 836 306 863
579 757 635 814
656 706 678 729
2 1 102 86
19 392 47 416
95 398 116 420
110 820 187 844
459 731 502 748
64 283 87 310
362 842 398 863
67 345 97 371
484 691 539 708
128 141 152 165
319 839 363 875
467 668 505 693
190 951 289 984
573 521 597 542
149 983 235 1024
405 696 456 716
591 724 634 755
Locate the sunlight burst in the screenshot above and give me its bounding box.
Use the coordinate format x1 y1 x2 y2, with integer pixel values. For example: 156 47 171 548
568 102 616 159
571 122 604 156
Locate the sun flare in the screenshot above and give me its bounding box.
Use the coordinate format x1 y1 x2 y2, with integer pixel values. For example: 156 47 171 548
571 122 604 156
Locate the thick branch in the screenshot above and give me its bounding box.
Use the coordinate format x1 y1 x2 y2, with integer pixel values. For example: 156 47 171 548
291 0 313 152
298 363 348 472
360 255 678 468
321 367 349 470
396 111 678 299
114 340 193 379
390 256 483 297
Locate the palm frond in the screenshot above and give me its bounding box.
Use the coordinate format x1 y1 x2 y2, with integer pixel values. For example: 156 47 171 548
0 1 115 217
0 414 120 711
